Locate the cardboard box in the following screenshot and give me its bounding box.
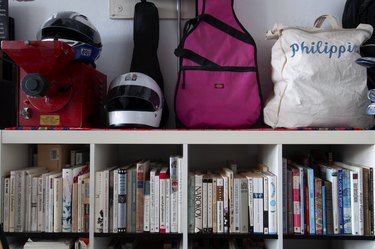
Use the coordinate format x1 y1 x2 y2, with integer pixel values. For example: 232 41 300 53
37 144 74 171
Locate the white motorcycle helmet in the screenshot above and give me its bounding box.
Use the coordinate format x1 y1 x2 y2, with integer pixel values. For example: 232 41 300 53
106 72 164 128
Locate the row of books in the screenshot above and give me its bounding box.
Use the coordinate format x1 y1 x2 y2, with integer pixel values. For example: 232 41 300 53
188 163 277 234
3 164 90 233
283 158 374 235
95 155 184 233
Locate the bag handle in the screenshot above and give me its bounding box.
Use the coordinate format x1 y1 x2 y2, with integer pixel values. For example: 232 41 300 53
313 15 341 29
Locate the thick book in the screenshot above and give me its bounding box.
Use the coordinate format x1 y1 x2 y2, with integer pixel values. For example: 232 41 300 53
233 174 241 233
290 163 305 234
144 180 151 232
322 180 334 235
212 174 218 234
77 172 89 232
149 166 161 233
290 166 301 234
46 171 62 233
136 160 150 233
220 168 234 233
218 170 229 233
117 166 128 233
239 174 249 233
3 177 10 232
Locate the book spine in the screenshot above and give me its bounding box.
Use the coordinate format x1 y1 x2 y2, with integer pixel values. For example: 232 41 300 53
177 157 183 234
169 156 178 233
194 173 203 233
370 168 374 235
342 169 352 234
331 172 339 234
314 178 322 235
3 177 10 232
136 162 149 233
31 176 39 232
9 172 15 232
212 176 217 234
71 182 78 232
325 181 334 235
25 174 32 232
202 177 208 233
233 177 240 233
358 168 364 235
207 177 213 233
77 176 83 232
338 169 344 234
188 173 195 233
363 167 370 235
222 175 229 233
154 172 160 233
150 169 156 233
109 169 114 233
166 178 171 233
322 185 327 235
102 169 110 233
247 177 254 234
37 176 43 232
292 170 301 234
307 169 315 234
267 174 277 235
53 177 63 233
159 170 167 234
299 167 305 234
287 169 294 234
216 177 224 233
352 172 360 235
112 169 118 233
253 177 263 234
83 178 90 232
240 177 249 233
131 168 137 232
117 169 127 233
62 168 73 232
14 170 25 232
263 176 269 234
95 171 103 233
144 180 151 232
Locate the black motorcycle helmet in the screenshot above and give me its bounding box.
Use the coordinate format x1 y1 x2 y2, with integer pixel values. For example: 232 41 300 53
36 11 102 63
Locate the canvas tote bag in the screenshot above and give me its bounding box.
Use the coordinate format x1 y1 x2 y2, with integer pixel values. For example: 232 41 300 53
263 15 374 129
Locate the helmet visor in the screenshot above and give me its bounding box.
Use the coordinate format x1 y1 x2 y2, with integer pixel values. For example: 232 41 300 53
106 85 161 112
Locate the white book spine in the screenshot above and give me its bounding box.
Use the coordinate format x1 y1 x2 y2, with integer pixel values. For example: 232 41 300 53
247 177 254 233
62 168 73 232
169 156 178 233
166 178 171 233
222 175 229 233
113 169 118 233
253 177 264 234
194 173 203 233
3 177 10 232
155 173 160 233
95 171 103 233
352 172 360 235
102 169 110 233
207 177 213 233
216 177 224 233
202 177 208 232
25 174 32 232
150 169 156 233
263 176 269 234
77 176 83 232
332 174 339 234
9 172 15 232
212 177 217 234
37 177 43 232
31 176 39 232
14 170 26 232
233 177 240 233
267 173 277 234
53 177 63 233
177 157 183 233
48 174 61 232
358 168 364 235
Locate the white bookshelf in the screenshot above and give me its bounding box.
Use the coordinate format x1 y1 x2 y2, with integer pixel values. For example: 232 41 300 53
1 129 374 249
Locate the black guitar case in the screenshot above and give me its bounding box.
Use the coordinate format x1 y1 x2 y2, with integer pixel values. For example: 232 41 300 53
130 0 168 127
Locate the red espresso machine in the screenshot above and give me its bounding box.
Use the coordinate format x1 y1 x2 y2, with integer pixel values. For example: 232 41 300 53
1 40 106 128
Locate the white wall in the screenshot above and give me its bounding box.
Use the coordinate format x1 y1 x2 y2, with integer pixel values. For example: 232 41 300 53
8 0 346 128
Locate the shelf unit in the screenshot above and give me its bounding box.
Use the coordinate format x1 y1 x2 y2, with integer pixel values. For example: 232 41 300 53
1 129 375 249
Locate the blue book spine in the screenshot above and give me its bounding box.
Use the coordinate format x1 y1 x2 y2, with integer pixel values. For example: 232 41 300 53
307 168 315 234
338 169 344 234
299 167 305 234
322 185 327 235
342 169 352 234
